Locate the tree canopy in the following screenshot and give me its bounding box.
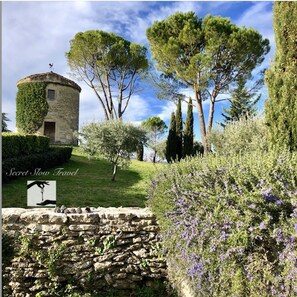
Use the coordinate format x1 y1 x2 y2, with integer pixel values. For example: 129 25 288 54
147 11 270 151
265 2 297 151
142 116 167 163
66 30 149 120
220 78 260 127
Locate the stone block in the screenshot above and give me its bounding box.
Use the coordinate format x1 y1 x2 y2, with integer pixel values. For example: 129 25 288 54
129 274 143 281
69 224 97 231
113 273 127 279
75 260 93 270
40 224 62 232
104 273 113 285
113 253 128 262
94 254 114 262
94 261 113 272
133 248 148 258
2 208 26 223
20 211 52 224
67 213 100 224
48 213 68 224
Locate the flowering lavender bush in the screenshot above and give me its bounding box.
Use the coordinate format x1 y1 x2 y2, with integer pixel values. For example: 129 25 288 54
148 151 297 297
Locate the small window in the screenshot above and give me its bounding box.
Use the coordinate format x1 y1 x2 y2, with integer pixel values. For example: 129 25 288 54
47 89 56 100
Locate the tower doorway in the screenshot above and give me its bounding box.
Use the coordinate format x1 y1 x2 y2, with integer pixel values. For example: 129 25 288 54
44 122 56 143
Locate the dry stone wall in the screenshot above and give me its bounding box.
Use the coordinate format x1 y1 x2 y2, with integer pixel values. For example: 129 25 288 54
2 207 167 296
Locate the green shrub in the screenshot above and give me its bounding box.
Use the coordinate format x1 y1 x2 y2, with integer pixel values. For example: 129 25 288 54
16 82 48 133
2 133 50 159
209 117 269 155
2 147 72 182
148 151 297 297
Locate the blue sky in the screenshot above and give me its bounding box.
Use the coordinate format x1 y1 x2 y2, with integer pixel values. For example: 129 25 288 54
2 1 274 141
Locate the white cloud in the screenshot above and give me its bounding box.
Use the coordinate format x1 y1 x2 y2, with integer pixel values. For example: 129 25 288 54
236 2 275 64
124 1 201 45
237 2 273 30
156 100 176 123
78 89 152 128
122 94 151 122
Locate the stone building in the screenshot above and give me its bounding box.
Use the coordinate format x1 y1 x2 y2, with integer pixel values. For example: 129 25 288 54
17 72 81 144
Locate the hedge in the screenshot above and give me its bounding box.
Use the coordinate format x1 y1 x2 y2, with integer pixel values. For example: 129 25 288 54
16 82 48 134
148 150 297 297
2 147 73 183
2 133 50 160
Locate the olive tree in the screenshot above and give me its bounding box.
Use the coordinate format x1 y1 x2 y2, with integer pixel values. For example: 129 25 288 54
66 30 149 120
78 120 147 181
147 11 270 151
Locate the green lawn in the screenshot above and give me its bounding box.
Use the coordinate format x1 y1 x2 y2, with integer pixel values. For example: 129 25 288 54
2 149 165 208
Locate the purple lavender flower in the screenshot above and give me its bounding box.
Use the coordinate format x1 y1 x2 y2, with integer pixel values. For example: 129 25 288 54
248 204 256 209
187 257 204 280
220 231 229 240
291 208 297 218
280 284 284 291
232 184 243 195
276 228 284 243
222 224 231 230
261 187 278 202
210 241 217 252
259 221 267 230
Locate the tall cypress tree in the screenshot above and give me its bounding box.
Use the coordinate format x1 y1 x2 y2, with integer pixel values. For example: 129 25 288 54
175 98 183 161
165 112 177 163
265 2 297 151
220 78 260 127
183 98 194 157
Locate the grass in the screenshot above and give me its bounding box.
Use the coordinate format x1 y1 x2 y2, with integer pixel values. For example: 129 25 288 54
2 148 165 208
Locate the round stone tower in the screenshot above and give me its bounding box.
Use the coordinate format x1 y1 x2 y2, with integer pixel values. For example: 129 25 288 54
17 72 81 145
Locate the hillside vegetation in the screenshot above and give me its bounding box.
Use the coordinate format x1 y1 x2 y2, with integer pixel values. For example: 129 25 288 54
2 149 164 208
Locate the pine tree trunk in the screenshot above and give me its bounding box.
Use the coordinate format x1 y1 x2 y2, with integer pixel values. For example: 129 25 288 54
195 89 207 152
153 151 156 163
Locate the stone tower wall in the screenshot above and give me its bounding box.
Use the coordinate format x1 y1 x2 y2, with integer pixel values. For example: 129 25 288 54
16 72 81 145
37 83 80 144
